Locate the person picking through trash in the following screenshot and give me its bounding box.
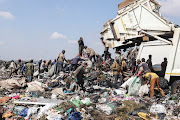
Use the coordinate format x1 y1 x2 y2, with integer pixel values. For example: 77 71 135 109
144 72 165 98
136 59 150 77
84 46 96 63
57 50 68 73
78 37 84 56
71 54 82 71
25 59 34 82
111 57 121 84
74 62 88 91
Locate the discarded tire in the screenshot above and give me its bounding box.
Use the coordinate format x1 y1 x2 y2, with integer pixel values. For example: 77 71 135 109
159 77 169 89
171 80 180 94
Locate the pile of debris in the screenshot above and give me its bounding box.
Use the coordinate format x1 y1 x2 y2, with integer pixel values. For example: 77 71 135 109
0 63 179 120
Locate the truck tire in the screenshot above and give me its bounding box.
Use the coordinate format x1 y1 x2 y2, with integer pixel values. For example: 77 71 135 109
171 80 180 94
159 77 169 89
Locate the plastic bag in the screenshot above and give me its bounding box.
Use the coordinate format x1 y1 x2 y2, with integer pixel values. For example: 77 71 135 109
150 104 166 114
19 108 28 117
139 84 149 97
128 77 141 96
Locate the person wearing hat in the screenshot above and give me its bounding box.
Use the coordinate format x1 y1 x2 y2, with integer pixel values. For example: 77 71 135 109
111 57 121 84
144 72 165 98
78 37 84 56
17 59 23 75
57 50 68 73
84 46 96 63
71 54 82 71
25 59 34 82
74 62 88 91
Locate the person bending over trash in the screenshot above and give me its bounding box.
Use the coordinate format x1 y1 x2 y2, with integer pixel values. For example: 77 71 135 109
71 54 82 71
74 62 88 91
144 72 165 98
84 46 96 63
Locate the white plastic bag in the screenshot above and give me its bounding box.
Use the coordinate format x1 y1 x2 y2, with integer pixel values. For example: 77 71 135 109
139 84 149 97
150 104 166 114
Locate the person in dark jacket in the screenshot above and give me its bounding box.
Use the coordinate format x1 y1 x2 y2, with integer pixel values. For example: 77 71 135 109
25 59 34 82
74 62 87 91
78 37 84 56
96 53 103 70
161 58 167 77
71 54 82 71
146 55 154 72
38 59 42 73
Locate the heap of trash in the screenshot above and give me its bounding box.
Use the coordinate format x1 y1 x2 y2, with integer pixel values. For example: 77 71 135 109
0 59 179 120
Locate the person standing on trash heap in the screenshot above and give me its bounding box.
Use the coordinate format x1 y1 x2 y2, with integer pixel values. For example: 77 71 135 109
144 72 165 98
121 59 127 72
21 61 27 75
45 60 51 72
84 46 96 63
96 53 103 70
78 37 84 56
146 55 154 72
8 60 17 78
40 60 46 73
131 58 136 74
74 62 88 91
111 58 121 84
57 50 68 73
161 58 167 77
51 59 57 66
71 54 82 71
25 59 34 82
17 59 23 75
38 59 42 73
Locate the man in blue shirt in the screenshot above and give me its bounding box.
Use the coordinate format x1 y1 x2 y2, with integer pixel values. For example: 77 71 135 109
71 54 82 71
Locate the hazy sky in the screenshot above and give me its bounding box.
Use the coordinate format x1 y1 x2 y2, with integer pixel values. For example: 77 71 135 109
0 0 180 60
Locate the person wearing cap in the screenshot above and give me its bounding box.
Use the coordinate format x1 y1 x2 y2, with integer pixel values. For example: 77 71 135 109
111 57 121 84
71 54 82 71
17 59 23 75
144 72 165 98
25 59 34 82
78 37 84 56
84 46 96 63
57 50 68 73
74 62 87 91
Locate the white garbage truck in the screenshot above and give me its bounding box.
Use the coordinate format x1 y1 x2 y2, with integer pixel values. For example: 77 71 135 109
100 0 180 93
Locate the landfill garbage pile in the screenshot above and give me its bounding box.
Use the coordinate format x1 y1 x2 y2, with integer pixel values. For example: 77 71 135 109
0 60 179 120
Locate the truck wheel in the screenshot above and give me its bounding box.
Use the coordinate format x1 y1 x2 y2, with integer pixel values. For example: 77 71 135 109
171 80 180 94
159 77 169 89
